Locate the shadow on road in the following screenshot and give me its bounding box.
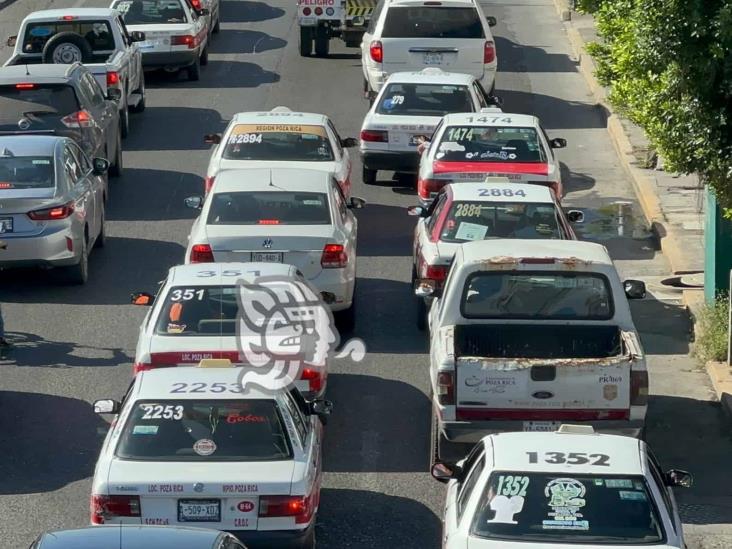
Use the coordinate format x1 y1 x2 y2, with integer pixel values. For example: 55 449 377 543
495 35 579 74
0 332 131 368
0 391 105 494
561 162 596 195
122 105 227 151
631 297 692 355
220 0 285 22
498 88 609 130
145 61 280 89
210 29 287 54
357 203 415 258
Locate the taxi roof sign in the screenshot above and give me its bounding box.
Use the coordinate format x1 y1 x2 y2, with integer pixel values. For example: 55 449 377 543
484 176 513 184
197 359 233 368
557 424 596 435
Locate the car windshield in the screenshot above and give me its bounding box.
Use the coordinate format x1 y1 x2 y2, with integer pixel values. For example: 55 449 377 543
437 126 546 163
116 399 293 461
207 191 331 225
376 83 473 116
222 124 334 161
382 7 484 39
0 157 55 189
440 201 563 242
0 85 79 119
113 0 189 24
461 272 613 319
471 472 664 544
155 285 240 336
23 21 115 54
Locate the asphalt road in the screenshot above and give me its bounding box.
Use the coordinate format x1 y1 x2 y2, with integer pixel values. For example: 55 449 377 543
1 0 732 547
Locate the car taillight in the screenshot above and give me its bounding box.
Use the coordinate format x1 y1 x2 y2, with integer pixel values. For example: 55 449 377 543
15 83 35 89
133 362 178 374
302 6 312 14
437 371 454 405
321 244 347 268
28 201 75 221
61 110 93 128
190 0 202 9
369 40 383 63
314 6 323 14
422 264 448 282
417 178 443 200
259 495 314 524
484 40 496 63
171 35 196 49
106 71 119 87
190 243 214 263
301 368 324 393
630 370 649 406
360 129 388 142
90 494 141 524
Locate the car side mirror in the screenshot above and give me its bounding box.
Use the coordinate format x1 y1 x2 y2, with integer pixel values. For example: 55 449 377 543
550 137 567 149
7 36 17 48
204 133 222 145
665 469 693 488
309 399 333 417
130 31 146 42
486 94 503 107
565 209 584 223
486 15 497 27
341 137 358 148
107 87 122 101
131 292 154 306
623 279 646 299
185 196 204 210
407 205 428 217
94 399 120 414
414 278 442 299
92 157 110 175
431 462 461 483
198 7 210 15
348 196 366 209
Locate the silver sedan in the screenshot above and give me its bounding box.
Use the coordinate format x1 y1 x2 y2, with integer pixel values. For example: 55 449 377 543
0 135 109 284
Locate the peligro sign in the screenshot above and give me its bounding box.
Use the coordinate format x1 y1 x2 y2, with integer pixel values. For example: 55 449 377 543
299 0 335 5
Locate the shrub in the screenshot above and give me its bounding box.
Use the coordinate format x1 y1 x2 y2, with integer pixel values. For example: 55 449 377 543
694 295 729 363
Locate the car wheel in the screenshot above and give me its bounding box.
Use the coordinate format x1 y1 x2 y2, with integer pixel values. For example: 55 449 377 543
120 104 130 139
334 295 356 334
109 130 123 177
129 75 146 113
301 526 315 549
187 56 201 81
200 46 209 66
413 266 427 331
213 15 221 33
64 235 89 285
95 207 106 249
362 166 376 185
314 26 329 57
42 32 93 64
299 26 314 57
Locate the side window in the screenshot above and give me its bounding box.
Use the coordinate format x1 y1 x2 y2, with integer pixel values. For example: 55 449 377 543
473 83 488 109
331 180 348 222
367 0 385 33
116 16 131 46
70 143 92 174
541 127 555 159
457 449 486 519
283 393 309 443
63 147 83 185
75 75 94 108
327 120 343 157
425 192 447 233
647 451 676 530
222 534 247 549
84 73 106 106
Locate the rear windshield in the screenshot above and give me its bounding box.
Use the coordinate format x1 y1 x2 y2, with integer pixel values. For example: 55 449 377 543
437 126 546 163
472 472 664 544
23 21 115 54
222 124 334 162
441 201 563 242
0 157 55 189
376 83 473 116
382 7 484 39
207 191 331 226
116 400 293 461
461 272 613 319
0 85 79 118
113 0 189 25
155 285 239 336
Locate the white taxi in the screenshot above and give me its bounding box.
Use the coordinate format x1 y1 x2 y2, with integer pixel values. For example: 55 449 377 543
129 262 332 398
182 168 363 330
111 0 210 81
416 111 567 205
408 180 584 329
432 425 691 549
203 106 358 198
359 68 499 184
91 362 332 549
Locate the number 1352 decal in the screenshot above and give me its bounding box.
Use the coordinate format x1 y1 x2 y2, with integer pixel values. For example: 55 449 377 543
527 451 610 466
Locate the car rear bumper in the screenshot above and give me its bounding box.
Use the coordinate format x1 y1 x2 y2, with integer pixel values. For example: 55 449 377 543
361 150 420 173
141 50 199 69
441 418 645 442
230 522 314 548
311 269 354 312
0 229 80 268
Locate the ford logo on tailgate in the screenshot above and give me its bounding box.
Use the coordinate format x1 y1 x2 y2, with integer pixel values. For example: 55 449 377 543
532 391 554 399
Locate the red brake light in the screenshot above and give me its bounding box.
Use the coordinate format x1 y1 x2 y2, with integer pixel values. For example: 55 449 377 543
359 129 388 142
259 495 314 524
0 182 12 189
417 178 443 200
321 244 347 268
171 35 196 49
302 6 312 14
90 494 140 524
106 71 119 87
61 15 77 20
484 40 496 63
257 219 280 225
423 264 448 282
301 368 324 393
15 83 35 89
437 371 455 405
190 243 214 263
369 40 383 63
314 6 323 14
630 370 649 406
61 110 93 128
28 201 75 221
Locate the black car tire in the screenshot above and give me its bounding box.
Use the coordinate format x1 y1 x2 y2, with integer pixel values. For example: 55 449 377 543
299 27 314 57
200 46 209 66
301 527 315 549
187 56 201 81
64 235 89 285
120 104 130 139
314 27 329 57
362 166 376 185
95 208 106 249
42 32 92 64
334 291 356 334
109 129 123 177
129 74 146 113
213 18 221 34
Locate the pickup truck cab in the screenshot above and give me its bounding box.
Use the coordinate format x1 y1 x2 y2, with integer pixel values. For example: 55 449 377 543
417 239 648 464
5 8 146 138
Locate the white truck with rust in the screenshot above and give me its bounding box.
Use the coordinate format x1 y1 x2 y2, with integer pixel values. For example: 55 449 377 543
416 239 649 464
297 0 376 57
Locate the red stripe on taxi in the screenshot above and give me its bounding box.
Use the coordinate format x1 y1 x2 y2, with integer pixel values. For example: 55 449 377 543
432 161 549 176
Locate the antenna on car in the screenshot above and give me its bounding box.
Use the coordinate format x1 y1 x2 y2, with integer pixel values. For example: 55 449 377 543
25 64 30 76
268 169 286 191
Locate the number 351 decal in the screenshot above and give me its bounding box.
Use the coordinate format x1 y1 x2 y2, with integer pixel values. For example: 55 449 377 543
527 451 610 466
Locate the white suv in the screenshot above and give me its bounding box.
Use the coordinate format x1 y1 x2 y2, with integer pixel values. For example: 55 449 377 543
360 0 498 100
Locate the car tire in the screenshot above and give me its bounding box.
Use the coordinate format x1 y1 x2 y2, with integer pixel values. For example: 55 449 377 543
120 104 130 139
129 74 146 113
109 130 123 178
95 207 106 249
412 266 427 331
213 15 221 34
301 526 316 549
200 46 209 66
314 27 329 57
64 235 89 285
335 293 356 334
42 32 93 64
299 27 314 57
362 166 376 185
187 56 201 81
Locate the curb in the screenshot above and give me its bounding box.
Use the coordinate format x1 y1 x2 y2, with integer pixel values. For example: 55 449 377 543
706 361 732 418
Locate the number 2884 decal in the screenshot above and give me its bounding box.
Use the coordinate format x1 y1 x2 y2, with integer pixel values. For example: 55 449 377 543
478 188 526 197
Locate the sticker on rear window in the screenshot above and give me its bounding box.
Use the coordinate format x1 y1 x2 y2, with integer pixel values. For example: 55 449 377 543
228 133 263 145
133 425 159 435
29 27 53 37
141 404 184 420
496 475 530 497
604 479 633 489
487 495 525 524
32 159 51 165
542 478 589 531
619 490 647 501
454 222 488 241
193 438 217 456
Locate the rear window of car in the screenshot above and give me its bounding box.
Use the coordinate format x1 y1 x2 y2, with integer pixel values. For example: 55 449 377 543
0 157 55 189
440 201 563 242
222 124 334 162
381 7 485 39
155 285 239 336
461 272 614 320
23 21 115 54
113 0 189 25
116 399 293 461
0 85 80 118
376 83 473 116
471 472 664 544
437 126 546 162
207 191 331 226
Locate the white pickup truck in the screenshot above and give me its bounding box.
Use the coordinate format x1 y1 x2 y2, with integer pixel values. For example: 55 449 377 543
417 239 649 464
298 0 376 57
5 8 146 137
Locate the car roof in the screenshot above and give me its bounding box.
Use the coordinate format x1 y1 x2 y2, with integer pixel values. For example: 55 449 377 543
230 106 328 127
24 8 119 21
0 64 80 83
459 239 612 265
212 168 333 194
37 524 221 549
488 431 643 475
0 135 65 156
448 182 554 203
167 261 295 285
134 365 278 401
385 68 475 85
442 111 538 127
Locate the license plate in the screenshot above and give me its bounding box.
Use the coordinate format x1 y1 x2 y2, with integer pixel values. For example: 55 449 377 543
0 217 13 233
423 52 443 65
523 421 561 432
251 252 283 262
299 17 317 26
178 499 221 522
139 38 165 49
